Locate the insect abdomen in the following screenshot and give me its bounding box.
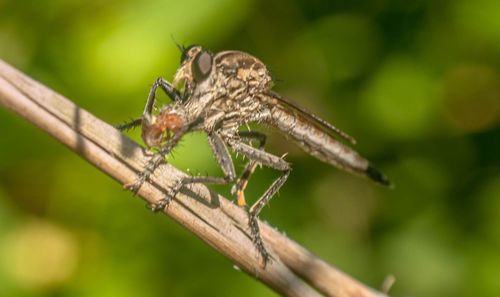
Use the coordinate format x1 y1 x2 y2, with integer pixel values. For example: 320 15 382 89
269 106 391 186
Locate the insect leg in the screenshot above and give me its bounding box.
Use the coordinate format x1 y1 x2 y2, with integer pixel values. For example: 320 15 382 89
143 78 182 124
116 78 180 131
124 119 199 200
116 117 142 131
231 131 267 209
226 139 291 266
156 78 182 103
116 77 182 131
171 131 236 196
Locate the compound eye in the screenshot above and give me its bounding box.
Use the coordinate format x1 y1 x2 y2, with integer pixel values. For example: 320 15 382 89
192 50 212 83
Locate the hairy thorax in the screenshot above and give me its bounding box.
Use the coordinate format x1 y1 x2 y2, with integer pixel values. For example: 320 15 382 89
212 51 273 125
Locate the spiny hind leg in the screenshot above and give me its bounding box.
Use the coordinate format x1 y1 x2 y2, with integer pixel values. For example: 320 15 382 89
231 131 267 209
227 139 290 267
248 168 290 266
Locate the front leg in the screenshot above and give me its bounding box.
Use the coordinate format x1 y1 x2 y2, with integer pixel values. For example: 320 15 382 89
143 77 182 121
116 77 181 131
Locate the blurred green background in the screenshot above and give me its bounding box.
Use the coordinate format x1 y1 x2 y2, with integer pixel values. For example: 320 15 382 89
1 0 500 296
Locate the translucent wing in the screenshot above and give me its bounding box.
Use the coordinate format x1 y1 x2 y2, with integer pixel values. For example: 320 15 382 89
265 90 356 144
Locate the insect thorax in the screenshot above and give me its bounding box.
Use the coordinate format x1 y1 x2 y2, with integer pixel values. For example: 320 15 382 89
183 51 274 130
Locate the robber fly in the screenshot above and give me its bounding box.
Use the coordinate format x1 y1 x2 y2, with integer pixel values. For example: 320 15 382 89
117 44 392 266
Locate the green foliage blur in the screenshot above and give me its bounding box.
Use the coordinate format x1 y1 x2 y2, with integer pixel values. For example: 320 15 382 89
1 0 500 296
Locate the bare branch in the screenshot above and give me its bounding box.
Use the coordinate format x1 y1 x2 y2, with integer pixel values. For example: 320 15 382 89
0 59 389 297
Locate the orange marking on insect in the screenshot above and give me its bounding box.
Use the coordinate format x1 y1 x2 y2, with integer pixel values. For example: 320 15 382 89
237 189 246 209
143 112 184 148
156 111 183 134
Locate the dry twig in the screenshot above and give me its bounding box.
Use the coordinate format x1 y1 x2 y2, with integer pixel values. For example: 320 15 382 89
0 59 388 297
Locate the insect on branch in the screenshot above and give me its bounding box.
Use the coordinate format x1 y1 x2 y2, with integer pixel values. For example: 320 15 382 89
0 59 389 297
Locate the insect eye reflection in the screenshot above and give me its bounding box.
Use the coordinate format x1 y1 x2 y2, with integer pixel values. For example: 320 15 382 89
192 50 212 83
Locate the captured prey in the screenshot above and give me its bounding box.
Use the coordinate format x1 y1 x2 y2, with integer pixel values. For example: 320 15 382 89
117 44 392 266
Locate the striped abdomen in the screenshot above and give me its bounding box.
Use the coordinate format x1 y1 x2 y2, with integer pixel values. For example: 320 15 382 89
267 105 391 186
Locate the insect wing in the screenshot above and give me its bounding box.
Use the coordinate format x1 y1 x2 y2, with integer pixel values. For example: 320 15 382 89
265 90 357 144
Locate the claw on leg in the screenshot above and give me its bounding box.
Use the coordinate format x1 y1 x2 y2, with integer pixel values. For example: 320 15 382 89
151 197 171 212
123 171 149 194
123 180 141 194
